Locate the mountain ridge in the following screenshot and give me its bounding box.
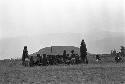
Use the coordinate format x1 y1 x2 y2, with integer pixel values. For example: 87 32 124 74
31 46 80 56
30 46 92 57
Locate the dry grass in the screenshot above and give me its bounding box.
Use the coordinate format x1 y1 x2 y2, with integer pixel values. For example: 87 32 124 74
1 61 125 84
1 56 125 84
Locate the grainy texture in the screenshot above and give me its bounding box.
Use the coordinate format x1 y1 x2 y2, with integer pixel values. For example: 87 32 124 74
1 59 125 84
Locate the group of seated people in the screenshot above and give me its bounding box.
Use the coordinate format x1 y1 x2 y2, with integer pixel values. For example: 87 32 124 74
28 53 81 67
22 46 123 67
22 46 81 67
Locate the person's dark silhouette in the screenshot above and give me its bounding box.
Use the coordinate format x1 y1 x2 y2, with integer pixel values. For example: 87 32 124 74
30 56 34 67
75 54 80 64
80 39 88 64
120 46 125 57
71 50 75 58
70 50 76 64
36 54 42 66
22 46 29 66
63 50 67 64
112 49 117 56
115 52 122 63
96 55 101 62
42 54 47 66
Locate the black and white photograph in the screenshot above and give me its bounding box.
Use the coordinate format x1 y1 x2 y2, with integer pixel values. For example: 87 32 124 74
0 0 125 84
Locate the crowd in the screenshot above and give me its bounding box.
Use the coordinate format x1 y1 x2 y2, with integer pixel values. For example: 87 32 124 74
22 40 88 67
22 40 125 67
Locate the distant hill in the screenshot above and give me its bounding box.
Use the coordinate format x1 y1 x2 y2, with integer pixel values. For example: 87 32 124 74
0 33 83 60
30 46 92 57
31 46 80 56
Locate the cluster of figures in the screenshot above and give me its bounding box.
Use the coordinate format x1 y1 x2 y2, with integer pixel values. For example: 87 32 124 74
115 54 122 63
95 52 123 63
22 40 88 67
22 41 125 67
113 51 123 63
22 47 88 67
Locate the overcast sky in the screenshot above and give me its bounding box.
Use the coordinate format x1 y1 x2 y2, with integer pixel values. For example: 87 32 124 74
0 0 125 59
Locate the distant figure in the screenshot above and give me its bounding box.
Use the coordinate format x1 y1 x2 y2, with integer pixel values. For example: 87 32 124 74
30 56 34 67
51 46 52 53
120 46 125 57
75 54 80 64
112 49 117 56
63 50 67 64
80 39 88 64
24 58 30 67
42 54 47 66
70 50 76 64
22 46 29 66
96 55 101 62
36 54 42 66
65 54 70 65
115 52 122 63
71 50 75 58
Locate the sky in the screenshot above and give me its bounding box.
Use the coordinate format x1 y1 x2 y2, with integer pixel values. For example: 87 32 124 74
0 0 125 59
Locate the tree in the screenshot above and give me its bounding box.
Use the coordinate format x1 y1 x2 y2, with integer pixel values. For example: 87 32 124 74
80 39 88 64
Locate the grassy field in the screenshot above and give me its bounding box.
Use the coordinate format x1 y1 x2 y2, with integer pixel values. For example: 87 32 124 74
0 56 125 84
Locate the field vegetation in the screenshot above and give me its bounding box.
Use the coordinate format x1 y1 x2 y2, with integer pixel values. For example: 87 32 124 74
0 55 125 84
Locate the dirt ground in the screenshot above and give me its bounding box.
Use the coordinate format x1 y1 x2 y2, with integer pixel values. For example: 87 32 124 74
0 60 125 84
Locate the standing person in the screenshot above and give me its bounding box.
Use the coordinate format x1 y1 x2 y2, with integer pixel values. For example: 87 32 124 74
80 39 88 64
63 50 67 64
22 46 29 66
70 50 76 64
